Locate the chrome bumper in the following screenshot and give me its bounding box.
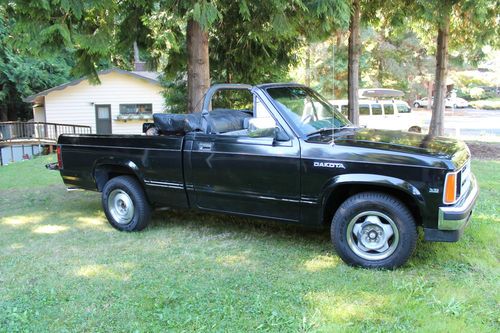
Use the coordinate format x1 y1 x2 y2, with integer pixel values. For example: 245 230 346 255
438 174 479 231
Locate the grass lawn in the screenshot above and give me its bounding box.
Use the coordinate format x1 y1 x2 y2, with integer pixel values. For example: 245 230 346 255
470 98 500 110
1 155 499 332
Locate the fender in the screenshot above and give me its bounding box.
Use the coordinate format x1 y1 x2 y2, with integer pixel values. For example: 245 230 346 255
320 173 426 213
92 157 145 191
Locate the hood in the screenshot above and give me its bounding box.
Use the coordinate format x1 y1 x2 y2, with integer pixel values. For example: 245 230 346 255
310 128 470 169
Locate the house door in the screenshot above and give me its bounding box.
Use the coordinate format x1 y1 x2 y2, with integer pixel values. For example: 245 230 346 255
95 105 112 134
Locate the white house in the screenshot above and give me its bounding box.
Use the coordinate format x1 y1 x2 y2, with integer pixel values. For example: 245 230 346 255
24 68 165 134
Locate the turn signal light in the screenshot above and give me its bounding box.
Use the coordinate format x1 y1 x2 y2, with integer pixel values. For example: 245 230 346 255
443 172 457 204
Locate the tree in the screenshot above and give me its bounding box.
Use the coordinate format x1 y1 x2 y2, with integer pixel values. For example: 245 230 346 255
0 10 71 121
347 0 360 125
6 0 119 82
412 0 499 136
154 0 350 112
7 0 351 115
153 0 220 113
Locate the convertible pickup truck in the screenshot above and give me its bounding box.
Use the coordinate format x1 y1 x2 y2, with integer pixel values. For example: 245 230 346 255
54 83 478 269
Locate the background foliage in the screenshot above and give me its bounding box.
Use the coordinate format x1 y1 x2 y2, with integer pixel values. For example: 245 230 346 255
0 0 498 120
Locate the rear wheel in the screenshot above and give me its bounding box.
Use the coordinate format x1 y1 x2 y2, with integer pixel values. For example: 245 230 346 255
413 102 421 108
102 176 151 231
331 192 417 269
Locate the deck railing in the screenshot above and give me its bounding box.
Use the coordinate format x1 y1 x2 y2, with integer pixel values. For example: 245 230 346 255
0 121 92 143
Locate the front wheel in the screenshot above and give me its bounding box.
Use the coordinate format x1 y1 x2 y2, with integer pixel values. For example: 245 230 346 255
102 175 151 231
331 192 417 269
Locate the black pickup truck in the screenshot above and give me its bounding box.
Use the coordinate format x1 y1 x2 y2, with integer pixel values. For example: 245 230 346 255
54 83 478 269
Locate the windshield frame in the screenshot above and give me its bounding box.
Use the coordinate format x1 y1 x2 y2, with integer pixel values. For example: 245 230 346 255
262 84 352 139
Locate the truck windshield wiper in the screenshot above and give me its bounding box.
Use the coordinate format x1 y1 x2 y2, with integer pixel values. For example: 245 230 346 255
339 125 358 129
306 127 334 137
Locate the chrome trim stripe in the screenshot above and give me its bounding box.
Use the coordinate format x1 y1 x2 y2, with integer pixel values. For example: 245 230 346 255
190 150 298 158
145 183 183 189
191 187 314 204
258 196 301 203
144 180 184 189
199 206 298 223
62 144 180 152
302 157 447 170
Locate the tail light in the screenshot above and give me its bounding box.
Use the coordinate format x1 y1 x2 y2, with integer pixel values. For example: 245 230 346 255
443 172 457 204
56 145 63 170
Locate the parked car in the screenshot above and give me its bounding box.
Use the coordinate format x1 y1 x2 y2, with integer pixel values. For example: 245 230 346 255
51 83 478 269
413 97 469 108
329 99 423 132
331 99 412 115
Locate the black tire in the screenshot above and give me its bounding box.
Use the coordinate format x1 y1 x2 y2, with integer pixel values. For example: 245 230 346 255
331 192 417 269
413 102 421 108
102 175 151 231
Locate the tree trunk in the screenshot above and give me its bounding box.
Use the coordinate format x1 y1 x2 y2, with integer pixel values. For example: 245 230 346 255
347 0 360 126
429 10 450 137
133 40 141 63
0 105 7 121
331 37 335 98
306 45 311 87
426 80 433 110
187 19 210 114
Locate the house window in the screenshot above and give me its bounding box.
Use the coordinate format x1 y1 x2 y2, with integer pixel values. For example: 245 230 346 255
119 104 153 115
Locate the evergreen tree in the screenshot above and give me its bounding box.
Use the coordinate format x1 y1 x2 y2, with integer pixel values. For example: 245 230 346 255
0 10 71 120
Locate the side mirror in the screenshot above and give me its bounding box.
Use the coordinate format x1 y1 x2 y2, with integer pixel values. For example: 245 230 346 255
247 118 278 138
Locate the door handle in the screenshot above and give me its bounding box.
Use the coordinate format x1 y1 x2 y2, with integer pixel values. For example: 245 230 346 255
198 142 213 151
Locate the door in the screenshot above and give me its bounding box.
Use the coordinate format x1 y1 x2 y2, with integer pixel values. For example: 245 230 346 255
189 133 301 222
185 85 301 222
95 105 112 134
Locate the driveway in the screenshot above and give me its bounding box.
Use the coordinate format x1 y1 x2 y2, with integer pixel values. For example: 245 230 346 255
413 108 500 141
359 108 500 142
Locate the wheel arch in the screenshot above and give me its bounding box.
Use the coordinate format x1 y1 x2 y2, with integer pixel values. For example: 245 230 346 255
93 158 144 192
320 174 425 228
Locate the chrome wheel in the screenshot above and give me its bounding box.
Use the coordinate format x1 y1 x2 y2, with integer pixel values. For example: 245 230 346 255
346 211 399 261
108 189 135 225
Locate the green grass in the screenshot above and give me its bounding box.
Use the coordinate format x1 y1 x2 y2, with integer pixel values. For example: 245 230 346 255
470 98 500 110
1 155 499 332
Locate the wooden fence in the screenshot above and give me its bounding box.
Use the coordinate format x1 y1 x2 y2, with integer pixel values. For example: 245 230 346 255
0 121 92 144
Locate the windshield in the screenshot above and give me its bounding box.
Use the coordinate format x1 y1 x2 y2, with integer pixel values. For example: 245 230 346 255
265 86 351 136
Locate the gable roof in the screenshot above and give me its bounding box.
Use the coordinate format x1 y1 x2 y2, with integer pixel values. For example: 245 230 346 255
23 68 162 103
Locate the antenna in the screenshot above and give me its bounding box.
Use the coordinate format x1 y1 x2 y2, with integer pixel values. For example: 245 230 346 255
331 108 335 146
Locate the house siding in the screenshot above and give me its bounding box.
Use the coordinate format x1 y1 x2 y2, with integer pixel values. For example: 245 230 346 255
44 72 165 134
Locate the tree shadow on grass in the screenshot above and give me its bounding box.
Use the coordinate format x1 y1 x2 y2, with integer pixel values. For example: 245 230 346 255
2 190 497 332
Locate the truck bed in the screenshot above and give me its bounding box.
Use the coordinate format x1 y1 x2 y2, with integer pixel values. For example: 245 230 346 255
58 133 188 208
